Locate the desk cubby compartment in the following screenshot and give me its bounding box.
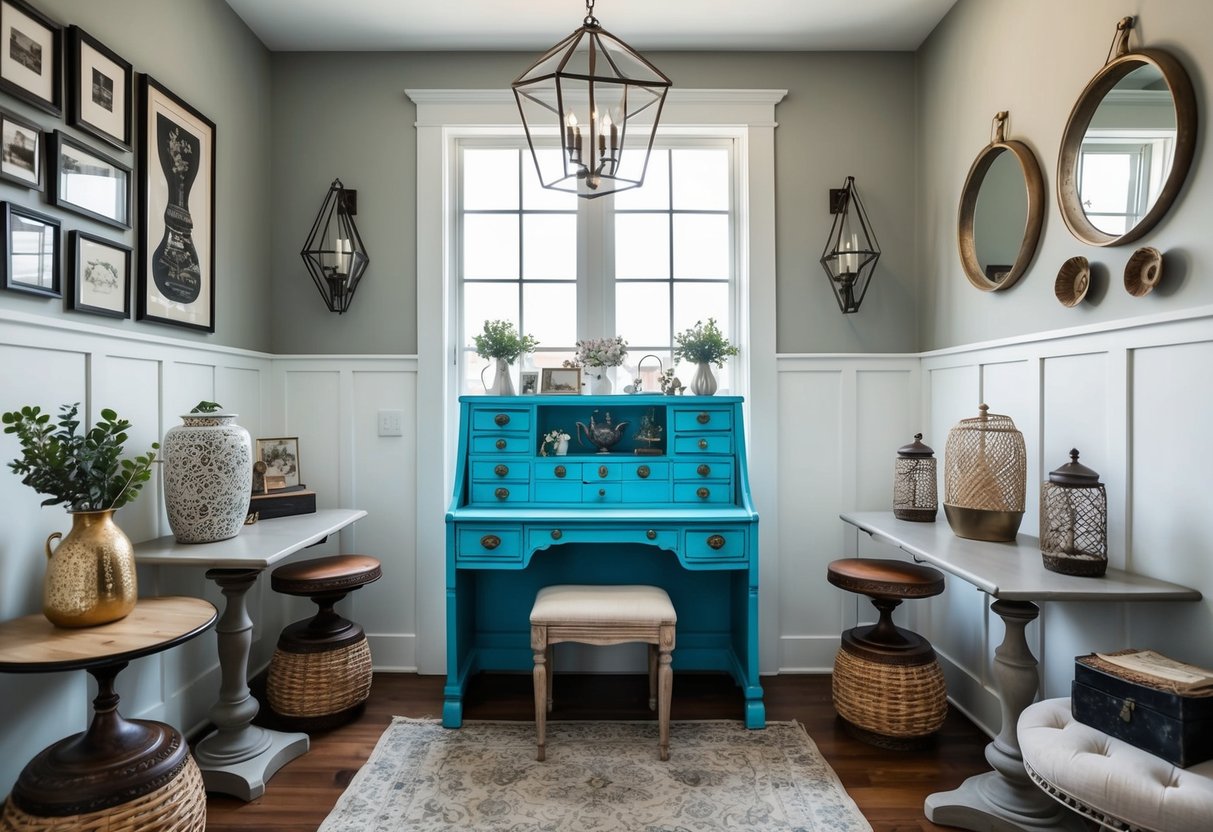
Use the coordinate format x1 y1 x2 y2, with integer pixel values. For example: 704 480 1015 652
471 434 530 454
673 434 732 455
673 481 732 504
674 408 732 432
471 407 532 433
536 402 668 456
685 528 747 561
470 482 530 504
456 527 524 565
472 460 530 481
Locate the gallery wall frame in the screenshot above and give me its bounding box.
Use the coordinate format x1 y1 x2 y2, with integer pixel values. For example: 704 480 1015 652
48 129 130 228
0 0 61 116
69 229 129 318
137 74 215 333
1 200 59 297
67 25 131 151
0 104 41 189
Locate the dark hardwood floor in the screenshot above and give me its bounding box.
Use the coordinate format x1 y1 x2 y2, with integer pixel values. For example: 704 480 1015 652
205 672 991 831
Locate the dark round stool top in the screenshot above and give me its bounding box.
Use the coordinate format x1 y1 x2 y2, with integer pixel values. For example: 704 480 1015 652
827 558 945 600
271 554 382 596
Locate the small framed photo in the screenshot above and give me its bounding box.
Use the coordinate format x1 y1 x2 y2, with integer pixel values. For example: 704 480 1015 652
541 367 582 395
519 370 539 395
49 130 130 228
255 437 301 490
69 230 129 318
0 0 61 116
0 105 40 189
2 201 58 297
67 26 131 150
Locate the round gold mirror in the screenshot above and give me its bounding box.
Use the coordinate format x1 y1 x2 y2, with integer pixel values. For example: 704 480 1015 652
1057 17 1197 247
958 112 1045 292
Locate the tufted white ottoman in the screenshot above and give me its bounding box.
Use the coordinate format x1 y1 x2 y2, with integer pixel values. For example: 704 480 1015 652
1018 697 1213 831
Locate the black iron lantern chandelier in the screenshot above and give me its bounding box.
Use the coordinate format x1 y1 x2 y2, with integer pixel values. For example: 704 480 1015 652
512 0 671 199
819 176 880 313
300 179 369 314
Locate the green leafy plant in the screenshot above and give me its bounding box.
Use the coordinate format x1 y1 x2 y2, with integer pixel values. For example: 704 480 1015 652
673 318 739 369
473 319 539 364
2 403 159 511
191 400 223 413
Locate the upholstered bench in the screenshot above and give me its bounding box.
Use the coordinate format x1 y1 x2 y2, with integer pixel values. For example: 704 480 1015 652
530 584 677 762
1018 697 1213 832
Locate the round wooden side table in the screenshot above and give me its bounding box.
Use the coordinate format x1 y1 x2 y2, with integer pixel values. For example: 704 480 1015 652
0 596 216 830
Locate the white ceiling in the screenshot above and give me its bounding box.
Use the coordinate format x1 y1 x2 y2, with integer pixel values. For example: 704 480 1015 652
223 0 958 52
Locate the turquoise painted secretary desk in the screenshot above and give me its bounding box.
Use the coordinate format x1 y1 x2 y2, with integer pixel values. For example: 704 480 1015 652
444 394 764 728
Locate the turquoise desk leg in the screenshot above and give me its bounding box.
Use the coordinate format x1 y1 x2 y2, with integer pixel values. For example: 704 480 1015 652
442 696 463 728
744 689 766 729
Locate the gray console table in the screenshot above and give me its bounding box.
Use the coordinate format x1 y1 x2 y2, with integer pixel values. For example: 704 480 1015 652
134 509 367 801
840 511 1201 832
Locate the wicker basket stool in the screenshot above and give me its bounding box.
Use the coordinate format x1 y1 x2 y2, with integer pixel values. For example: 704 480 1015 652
827 557 948 749
267 554 382 729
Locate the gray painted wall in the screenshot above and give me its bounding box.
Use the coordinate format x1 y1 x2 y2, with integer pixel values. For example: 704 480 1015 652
917 0 1212 351
267 51 919 355
0 0 273 351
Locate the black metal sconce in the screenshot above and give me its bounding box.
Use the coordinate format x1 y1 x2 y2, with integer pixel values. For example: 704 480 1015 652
300 179 368 314
819 176 880 313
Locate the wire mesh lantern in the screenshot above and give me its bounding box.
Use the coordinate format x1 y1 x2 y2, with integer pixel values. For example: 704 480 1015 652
893 433 938 522
512 0 671 199
300 179 369 314
1040 449 1107 577
943 404 1027 542
819 176 880 313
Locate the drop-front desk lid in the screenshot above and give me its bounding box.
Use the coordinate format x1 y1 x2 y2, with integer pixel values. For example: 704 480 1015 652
450 505 758 522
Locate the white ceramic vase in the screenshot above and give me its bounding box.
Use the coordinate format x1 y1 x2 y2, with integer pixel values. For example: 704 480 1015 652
483 357 515 396
162 411 253 543
690 362 719 396
588 368 613 395
556 438 569 456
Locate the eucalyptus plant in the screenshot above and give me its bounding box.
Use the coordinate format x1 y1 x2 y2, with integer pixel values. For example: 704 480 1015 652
2 403 159 511
673 318 739 369
473 319 539 364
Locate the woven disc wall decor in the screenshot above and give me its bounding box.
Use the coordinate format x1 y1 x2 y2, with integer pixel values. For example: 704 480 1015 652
943 404 1027 541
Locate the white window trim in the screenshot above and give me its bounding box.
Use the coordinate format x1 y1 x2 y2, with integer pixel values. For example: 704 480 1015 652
408 88 786 674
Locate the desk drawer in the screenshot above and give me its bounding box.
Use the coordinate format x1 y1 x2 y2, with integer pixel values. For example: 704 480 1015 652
536 461 581 480
685 528 747 560
471 460 530 481
470 483 530 504
582 483 622 503
673 460 732 480
623 461 669 482
673 481 732 504
471 434 530 454
583 462 621 481
456 526 523 564
534 481 582 502
673 434 732 455
528 526 679 552
471 408 532 433
674 408 733 432
622 480 672 502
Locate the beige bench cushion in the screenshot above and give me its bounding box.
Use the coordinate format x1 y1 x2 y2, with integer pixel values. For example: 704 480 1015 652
530 585 677 624
1018 697 1213 832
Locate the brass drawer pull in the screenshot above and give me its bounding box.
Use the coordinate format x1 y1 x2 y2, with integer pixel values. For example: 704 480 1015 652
697 411 710 424
494 464 509 477
496 438 507 450
494 413 510 426
480 534 501 550
697 487 710 500
698 438 708 450
598 488 606 497
551 529 562 541
494 487 509 500
554 465 567 478
697 464 711 477
598 465 609 478
707 534 726 550
637 465 650 479
646 529 657 540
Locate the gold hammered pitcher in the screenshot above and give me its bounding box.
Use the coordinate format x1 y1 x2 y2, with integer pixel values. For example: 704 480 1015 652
43 509 137 627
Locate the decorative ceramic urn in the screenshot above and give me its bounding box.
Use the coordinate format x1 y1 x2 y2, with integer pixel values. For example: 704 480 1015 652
162 404 252 543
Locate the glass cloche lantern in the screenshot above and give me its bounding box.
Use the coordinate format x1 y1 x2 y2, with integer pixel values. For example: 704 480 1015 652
1040 449 1107 577
893 433 937 521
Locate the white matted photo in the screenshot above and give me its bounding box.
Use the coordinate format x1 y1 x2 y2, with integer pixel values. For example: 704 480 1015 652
69 230 129 318
0 0 60 115
0 105 40 189
68 26 132 150
520 370 539 394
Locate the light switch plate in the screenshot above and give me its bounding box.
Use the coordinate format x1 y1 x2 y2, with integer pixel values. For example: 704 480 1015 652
378 409 404 436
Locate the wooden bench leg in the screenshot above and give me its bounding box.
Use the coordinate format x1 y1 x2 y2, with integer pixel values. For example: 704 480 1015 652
648 644 657 711
531 624 547 761
658 623 674 761
546 645 554 713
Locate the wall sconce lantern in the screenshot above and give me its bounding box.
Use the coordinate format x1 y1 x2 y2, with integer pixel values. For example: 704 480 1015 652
300 179 368 314
819 176 880 313
512 0 671 199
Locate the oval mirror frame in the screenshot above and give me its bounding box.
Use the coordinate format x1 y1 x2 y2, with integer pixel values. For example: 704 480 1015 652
958 117 1046 292
1057 22 1197 246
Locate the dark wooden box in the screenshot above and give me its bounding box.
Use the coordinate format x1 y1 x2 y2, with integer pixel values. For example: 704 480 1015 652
249 488 316 520
1072 654 1213 768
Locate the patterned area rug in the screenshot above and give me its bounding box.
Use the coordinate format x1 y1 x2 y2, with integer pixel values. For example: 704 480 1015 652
319 718 873 831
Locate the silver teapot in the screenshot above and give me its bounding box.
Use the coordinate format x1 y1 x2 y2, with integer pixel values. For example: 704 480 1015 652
575 410 629 454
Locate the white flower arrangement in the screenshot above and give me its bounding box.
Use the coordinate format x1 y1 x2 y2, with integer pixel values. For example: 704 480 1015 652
566 336 628 368
540 429 571 456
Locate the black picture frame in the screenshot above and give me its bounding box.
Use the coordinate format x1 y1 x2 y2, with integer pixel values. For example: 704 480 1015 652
1 200 59 297
48 129 130 228
137 75 215 333
0 103 41 189
69 229 129 318
67 26 131 150
0 0 60 116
